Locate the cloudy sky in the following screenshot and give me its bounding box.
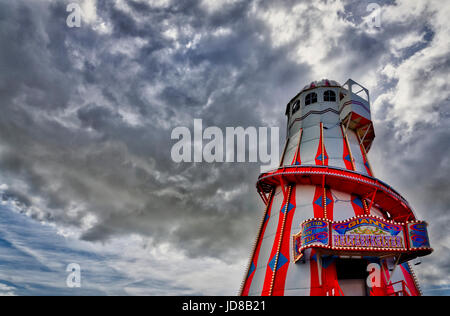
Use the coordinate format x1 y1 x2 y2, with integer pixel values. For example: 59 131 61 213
0 0 449 296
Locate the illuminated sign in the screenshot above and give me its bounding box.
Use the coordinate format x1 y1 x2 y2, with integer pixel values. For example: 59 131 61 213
302 220 329 247
331 217 406 251
293 216 432 263
407 222 431 250
293 219 329 262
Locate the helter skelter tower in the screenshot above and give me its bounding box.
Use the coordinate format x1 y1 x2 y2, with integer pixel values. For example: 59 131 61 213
240 79 432 296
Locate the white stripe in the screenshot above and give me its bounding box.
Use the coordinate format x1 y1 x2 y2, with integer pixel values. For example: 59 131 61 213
248 187 284 295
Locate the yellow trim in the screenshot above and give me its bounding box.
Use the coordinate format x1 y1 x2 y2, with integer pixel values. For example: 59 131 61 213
320 123 325 166
279 138 289 167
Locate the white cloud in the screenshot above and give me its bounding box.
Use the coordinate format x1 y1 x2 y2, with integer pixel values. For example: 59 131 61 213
373 0 450 132
104 236 245 295
80 0 98 24
0 283 17 296
389 31 426 56
201 0 241 13
254 0 351 66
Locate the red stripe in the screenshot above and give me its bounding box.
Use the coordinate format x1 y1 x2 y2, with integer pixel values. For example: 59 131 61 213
315 125 328 166
261 191 290 295
309 249 324 296
310 254 338 296
292 146 301 165
359 142 373 176
323 261 338 296
325 188 334 220
295 150 301 165
291 129 302 166
310 185 337 296
341 129 353 170
323 146 329 166
351 194 365 216
271 187 296 296
400 264 420 296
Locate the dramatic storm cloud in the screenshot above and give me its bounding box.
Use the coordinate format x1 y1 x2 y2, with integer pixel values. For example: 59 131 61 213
0 0 448 295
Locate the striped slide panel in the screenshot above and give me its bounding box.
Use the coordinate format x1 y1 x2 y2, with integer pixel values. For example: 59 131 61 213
386 259 420 296
241 191 275 296
312 185 333 219
350 194 366 216
291 129 303 166
347 130 368 175
399 263 420 296
283 185 316 295
282 130 301 166
313 186 325 218
359 141 373 176
261 187 292 296
341 129 354 170
311 185 338 296
320 189 337 295
315 123 328 166
299 125 320 165
271 186 297 295
323 125 346 170
324 188 334 220
247 188 284 296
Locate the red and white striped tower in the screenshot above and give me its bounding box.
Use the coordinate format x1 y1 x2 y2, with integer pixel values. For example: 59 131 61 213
240 79 432 296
